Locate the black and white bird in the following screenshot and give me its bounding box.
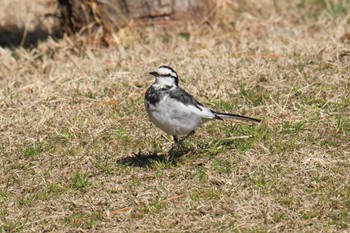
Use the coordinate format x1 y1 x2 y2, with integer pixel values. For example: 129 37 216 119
144 66 261 149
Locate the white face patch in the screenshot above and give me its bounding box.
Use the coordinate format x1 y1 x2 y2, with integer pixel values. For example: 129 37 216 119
157 67 177 78
155 76 176 87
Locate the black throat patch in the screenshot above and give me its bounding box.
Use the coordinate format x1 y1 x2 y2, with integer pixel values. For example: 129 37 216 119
145 85 173 105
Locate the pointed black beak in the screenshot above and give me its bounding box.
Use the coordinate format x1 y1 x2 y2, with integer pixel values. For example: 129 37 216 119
149 71 158 76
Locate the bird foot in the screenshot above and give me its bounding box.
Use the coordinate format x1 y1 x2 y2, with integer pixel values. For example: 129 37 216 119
168 141 194 161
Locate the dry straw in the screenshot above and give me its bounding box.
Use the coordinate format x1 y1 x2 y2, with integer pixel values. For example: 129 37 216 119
0 0 349 232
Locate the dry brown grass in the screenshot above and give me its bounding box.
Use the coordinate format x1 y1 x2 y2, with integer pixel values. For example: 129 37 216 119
1 0 350 232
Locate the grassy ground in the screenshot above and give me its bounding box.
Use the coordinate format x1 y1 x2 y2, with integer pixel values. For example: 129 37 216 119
1 0 350 232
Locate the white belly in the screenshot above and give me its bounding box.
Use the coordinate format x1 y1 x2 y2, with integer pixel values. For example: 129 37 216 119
145 96 214 136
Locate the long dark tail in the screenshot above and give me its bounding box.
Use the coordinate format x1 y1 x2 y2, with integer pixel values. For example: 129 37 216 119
213 111 261 123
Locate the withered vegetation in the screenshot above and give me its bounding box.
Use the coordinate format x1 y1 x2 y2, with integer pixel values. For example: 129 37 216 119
0 0 349 232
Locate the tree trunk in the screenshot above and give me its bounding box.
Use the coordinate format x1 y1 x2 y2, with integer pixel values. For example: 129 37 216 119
57 0 216 38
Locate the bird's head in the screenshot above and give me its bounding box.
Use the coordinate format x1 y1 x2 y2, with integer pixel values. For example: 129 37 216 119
149 66 178 87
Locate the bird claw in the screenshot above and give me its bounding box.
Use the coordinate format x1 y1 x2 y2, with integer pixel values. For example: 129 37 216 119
168 140 194 162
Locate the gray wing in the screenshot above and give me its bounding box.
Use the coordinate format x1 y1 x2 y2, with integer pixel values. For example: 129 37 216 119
168 87 217 120
168 87 204 111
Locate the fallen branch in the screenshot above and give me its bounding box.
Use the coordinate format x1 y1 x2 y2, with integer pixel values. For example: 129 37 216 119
161 195 185 203
111 207 132 214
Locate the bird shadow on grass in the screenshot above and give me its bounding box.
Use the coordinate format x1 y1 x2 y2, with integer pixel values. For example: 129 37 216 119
116 152 166 168
116 147 193 168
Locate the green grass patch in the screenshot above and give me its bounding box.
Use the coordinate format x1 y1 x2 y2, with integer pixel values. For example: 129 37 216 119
64 212 104 229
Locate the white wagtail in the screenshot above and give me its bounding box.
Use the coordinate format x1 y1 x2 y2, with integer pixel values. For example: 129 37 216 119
144 66 261 149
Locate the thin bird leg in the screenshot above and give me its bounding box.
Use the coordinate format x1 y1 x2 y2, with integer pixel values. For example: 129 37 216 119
170 135 180 151
178 131 195 145
168 136 180 159
169 131 195 159
173 136 179 146
170 131 195 152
